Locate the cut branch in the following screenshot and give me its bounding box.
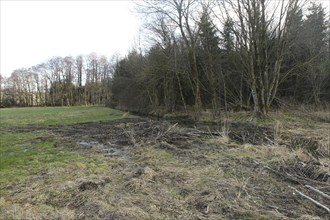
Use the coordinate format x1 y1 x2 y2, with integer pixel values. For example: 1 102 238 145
305 185 330 200
289 186 330 214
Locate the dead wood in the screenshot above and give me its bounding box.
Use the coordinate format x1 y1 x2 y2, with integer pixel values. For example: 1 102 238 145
289 186 330 214
305 185 330 200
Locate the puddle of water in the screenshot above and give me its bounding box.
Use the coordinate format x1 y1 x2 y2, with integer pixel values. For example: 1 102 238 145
105 146 129 160
4 147 31 157
76 140 129 160
17 143 32 152
76 141 98 148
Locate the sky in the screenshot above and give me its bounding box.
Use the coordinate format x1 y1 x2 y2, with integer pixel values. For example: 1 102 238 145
0 0 141 77
1 1 329 78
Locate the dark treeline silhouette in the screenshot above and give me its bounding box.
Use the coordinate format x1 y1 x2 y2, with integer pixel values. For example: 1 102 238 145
1 1 329 118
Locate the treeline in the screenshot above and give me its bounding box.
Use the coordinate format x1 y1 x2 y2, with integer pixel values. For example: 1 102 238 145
1 0 329 118
111 0 329 117
0 53 114 107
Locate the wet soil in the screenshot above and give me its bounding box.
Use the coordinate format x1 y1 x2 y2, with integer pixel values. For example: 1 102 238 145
2 117 329 219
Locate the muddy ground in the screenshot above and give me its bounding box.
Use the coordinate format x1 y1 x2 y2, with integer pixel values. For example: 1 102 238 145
1 115 330 219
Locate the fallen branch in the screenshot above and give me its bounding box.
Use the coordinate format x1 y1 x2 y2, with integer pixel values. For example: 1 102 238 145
155 123 178 140
289 186 330 214
292 173 330 186
164 123 178 134
266 205 295 215
305 185 330 200
260 163 302 185
264 136 274 145
253 160 330 187
122 128 137 146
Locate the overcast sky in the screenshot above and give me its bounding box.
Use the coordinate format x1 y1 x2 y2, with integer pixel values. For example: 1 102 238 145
0 0 141 77
1 1 329 78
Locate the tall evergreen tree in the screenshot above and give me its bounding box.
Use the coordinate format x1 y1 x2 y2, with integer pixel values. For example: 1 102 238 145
302 3 328 104
198 9 222 117
279 5 305 101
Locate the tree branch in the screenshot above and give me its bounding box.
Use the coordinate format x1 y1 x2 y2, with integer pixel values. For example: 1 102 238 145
289 186 330 214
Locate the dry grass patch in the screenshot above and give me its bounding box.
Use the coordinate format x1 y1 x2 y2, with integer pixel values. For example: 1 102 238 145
1 108 329 219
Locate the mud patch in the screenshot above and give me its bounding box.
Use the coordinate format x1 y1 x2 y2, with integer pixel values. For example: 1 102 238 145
79 181 98 191
45 117 211 163
3 113 329 220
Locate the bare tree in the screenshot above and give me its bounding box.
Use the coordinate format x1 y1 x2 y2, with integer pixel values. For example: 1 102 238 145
217 0 302 116
138 0 204 117
63 56 75 106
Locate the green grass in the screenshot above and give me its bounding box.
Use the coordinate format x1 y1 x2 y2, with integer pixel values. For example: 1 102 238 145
0 131 83 185
0 106 129 127
0 106 129 186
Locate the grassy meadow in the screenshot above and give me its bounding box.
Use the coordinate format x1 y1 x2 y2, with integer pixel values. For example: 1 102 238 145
0 106 329 219
0 106 127 127
0 106 129 185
